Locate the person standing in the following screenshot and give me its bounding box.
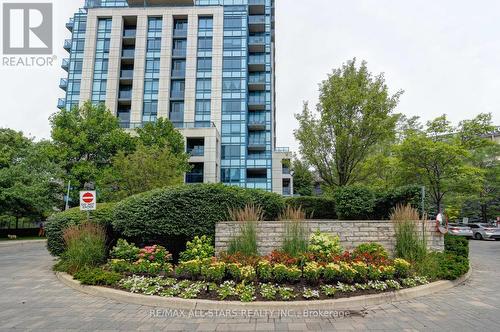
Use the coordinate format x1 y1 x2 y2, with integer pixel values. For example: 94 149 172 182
38 221 45 237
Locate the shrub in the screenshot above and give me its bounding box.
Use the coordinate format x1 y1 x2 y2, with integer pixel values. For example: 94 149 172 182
338 262 358 283
272 264 301 283
201 262 226 282
323 263 341 282
394 258 411 278
285 196 336 219
226 263 242 281
227 205 261 256
259 283 278 300
303 262 323 284
351 261 369 282
73 268 122 286
176 259 204 279
257 260 273 281
61 222 107 274
46 203 116 256
265 250 298 266
179 235 215 262
307 231 343 256
110 239 140 262
352 243 389 260
391 205 427 263
113 184 284 244
281 207 308 257
239 266 257 281
444 234 469 258
372 185 423 220
414 252 469 281
334 186 375 220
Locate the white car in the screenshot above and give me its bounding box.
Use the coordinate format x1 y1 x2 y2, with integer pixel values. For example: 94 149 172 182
468 223 500 240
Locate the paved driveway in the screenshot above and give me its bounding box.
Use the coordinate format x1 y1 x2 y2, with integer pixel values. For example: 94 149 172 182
0 240 499 331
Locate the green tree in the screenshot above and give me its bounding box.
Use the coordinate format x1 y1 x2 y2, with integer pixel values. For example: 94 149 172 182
49 102 134 205
294 59 403 189
0 131 61 228
99 144 190 202
136 118 185 154
292 157 314 196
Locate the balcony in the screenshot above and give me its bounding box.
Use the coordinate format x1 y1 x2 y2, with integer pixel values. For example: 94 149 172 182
172 49 187 58
249 15 266 33
57 98 66 109
170 91 185 100
248 117 266 130
123 29 136 38
188 146 204 157
249 0 266 15
248 73 266 91
118 90 132 101
59 78 68 91
61 58 69 71
248 140 266 151
171 69 186 79
120 122 144 129
176 122 215 129
173 29 188 38
186 173 203 184
66 18 74 32
275 147 290 153
120 69 134 80
248 54 265 71
121 49 135 59
248 94 266 111
127 0 194 6
249 35 265 52
283 187 292 196
63 39 72 51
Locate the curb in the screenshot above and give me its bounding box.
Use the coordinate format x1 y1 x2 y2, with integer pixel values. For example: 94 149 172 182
56 268 471 310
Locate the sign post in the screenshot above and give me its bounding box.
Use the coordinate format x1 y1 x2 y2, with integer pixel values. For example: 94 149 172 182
80 191 96 220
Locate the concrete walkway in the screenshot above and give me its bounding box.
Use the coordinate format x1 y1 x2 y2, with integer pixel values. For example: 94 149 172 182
0 240 499 331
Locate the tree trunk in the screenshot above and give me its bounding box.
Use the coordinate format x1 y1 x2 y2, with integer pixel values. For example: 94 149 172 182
15 216 19 230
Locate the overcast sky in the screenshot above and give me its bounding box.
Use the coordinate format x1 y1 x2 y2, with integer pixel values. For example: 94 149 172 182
1 0 499 153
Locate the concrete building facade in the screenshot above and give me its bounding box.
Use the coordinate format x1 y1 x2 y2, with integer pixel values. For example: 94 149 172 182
58 0 292 195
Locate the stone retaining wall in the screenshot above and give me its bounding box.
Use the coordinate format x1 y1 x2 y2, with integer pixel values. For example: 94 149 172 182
215 220 444 256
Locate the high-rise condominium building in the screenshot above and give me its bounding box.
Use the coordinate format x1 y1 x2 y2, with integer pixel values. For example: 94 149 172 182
58 0 293 195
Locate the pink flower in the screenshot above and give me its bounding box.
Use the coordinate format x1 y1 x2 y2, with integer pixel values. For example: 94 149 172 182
149 255 154 260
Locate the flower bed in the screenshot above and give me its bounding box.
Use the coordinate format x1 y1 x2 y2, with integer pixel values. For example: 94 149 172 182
62 236 434 303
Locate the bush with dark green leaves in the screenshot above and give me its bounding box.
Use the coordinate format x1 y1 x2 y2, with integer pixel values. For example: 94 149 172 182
73 267 122 286
334 186 376 220
372 185 424 220
444 234 469 258
45 203 116 256
285 196 336 219
113 184 284 243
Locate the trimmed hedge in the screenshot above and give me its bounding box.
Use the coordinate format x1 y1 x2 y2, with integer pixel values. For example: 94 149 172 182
112 184 285 243
334 186 376 220
444 234 469 258
372 185 423 220
45 203 116 256
285 196 336 219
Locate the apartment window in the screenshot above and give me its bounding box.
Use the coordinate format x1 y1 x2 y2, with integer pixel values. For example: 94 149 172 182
222 100 243 113
146 38 161 51
145 59 160 73
223 37 244 50
198 37 213 51
197 58 212 72
142 101 158 122
196 79 212 92
223 57 243 70
224 17 243 29
171 80 185 94
199 17 213 30
221 168 241 183
223 78 242 91
148 17 163 32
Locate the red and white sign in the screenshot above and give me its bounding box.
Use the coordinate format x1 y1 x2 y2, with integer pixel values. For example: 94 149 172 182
80 191 96 211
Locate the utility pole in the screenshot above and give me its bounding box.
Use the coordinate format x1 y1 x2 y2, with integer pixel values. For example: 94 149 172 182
65 181 71 211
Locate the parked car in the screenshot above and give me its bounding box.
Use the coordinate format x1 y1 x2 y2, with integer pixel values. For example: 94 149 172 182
448 224 473 238
468 223 500 240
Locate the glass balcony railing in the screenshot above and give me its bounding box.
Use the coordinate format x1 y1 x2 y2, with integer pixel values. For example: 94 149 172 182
283 188 292 196
66 18 74 31
249 0 266 5
123 29 136 38
246 177 267 183
120 70 134 79
172 49 187 57
249 94 265 105
59 78 68 90
122 49 135 58
188 146 205 157
249 15 266 24
176 122 215 129
249 54 265 64
249 73 266 84
118 91 132 99
61 58 69 70
63 39 72 50
275 147 290 153
186 173 203 183
119 122 143 129
282 168 291 175
57 98 66 109
173 29 188 38
249 35 265 45
248 116 266 125
171 69 186 78
171 91 185 99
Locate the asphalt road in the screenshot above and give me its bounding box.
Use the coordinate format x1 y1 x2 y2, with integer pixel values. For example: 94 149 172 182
0 239 499 331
